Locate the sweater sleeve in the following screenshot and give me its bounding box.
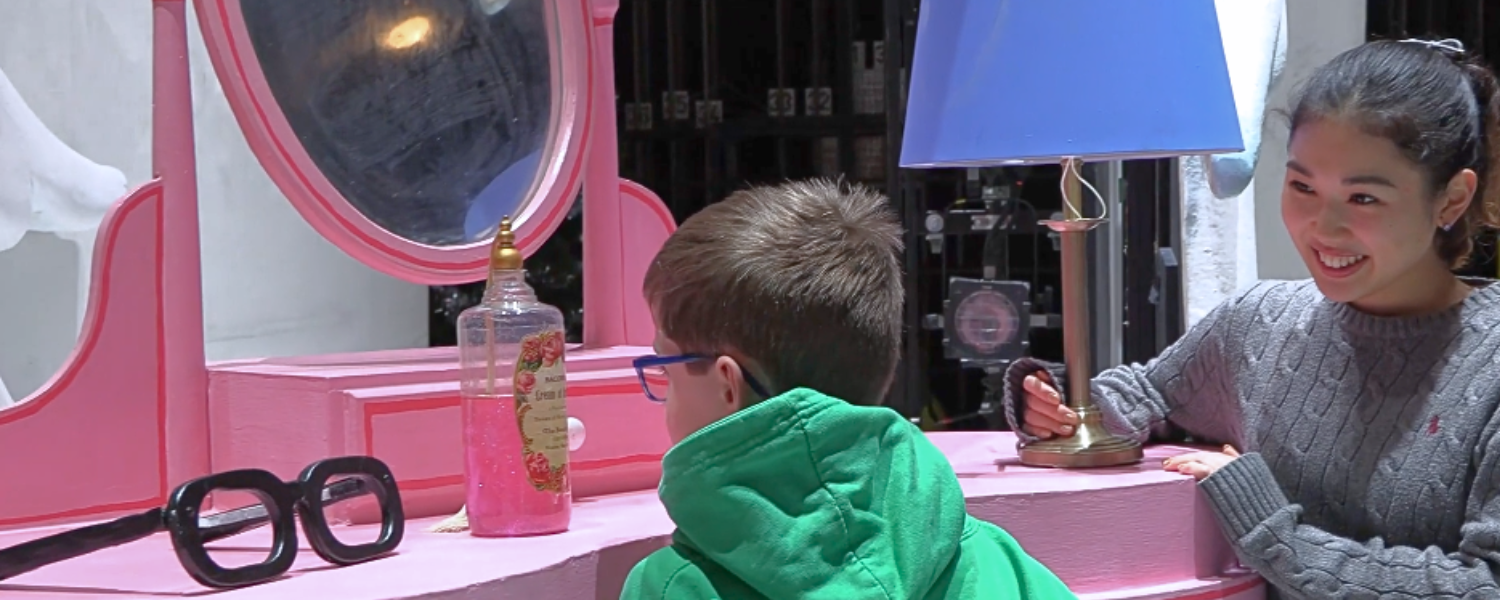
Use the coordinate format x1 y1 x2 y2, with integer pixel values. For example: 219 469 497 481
1001 282 1256 446
1200 445 1500 597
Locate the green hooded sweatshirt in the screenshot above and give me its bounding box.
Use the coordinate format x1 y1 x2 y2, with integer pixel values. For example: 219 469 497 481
620 388 1076 600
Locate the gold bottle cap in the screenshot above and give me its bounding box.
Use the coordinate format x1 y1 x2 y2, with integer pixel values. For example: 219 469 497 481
490 216 523 271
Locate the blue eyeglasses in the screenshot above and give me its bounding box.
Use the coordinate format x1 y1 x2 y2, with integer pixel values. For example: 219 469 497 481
632 354 773 403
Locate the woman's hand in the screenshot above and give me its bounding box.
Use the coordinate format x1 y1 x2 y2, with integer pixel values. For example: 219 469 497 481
1163 445 1241 481
1021 371 1080 439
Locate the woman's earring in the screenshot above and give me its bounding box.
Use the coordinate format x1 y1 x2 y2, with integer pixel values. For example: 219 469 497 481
1441 221 1454 232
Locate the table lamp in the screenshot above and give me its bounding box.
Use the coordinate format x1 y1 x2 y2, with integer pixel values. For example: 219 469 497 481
900 0 1243 468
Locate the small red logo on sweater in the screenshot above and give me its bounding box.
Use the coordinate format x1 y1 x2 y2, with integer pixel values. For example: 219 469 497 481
1429 415 1441 435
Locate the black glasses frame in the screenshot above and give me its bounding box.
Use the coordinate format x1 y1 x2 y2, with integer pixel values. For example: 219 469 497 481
0 455 403 589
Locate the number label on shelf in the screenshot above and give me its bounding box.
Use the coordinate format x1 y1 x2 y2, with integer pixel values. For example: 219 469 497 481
695 100 723 129
805 87 834 117
767 88 796 117
622 102 639 131
670 91 690 121
661 91 691 122
635 103 653 131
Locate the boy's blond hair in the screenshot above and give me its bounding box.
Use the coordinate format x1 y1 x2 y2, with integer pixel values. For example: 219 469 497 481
643 178 904 405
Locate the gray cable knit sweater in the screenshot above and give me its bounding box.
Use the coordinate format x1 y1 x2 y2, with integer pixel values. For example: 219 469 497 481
1003 279 1500 599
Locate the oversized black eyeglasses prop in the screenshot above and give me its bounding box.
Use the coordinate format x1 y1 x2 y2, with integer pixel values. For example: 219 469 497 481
0 456 403 589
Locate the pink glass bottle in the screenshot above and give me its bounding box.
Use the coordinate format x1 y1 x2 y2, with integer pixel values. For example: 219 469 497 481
457 217 571 537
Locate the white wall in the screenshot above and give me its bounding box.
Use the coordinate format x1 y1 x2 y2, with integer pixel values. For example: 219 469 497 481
1253 0 1367 279
0 2 425 403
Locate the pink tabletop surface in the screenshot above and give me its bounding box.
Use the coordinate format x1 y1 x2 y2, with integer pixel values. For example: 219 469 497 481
0 434 1258 599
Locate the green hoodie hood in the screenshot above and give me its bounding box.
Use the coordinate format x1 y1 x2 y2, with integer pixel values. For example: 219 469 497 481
620 388 1074 599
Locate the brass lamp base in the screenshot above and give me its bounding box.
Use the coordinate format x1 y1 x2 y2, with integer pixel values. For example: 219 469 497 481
1017 407 1143 468
1016 157 1143 469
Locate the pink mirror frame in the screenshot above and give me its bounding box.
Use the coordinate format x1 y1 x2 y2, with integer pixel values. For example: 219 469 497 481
195 0 594 285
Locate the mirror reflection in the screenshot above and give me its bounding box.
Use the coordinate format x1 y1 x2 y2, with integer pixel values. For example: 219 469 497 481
241 0 554 246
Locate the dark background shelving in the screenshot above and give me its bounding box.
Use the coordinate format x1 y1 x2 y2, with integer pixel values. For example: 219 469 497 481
615 0 894 219
431 0 1188 430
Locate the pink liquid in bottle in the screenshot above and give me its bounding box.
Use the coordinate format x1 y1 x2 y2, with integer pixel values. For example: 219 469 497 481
457 217 571 537
462 393 570 537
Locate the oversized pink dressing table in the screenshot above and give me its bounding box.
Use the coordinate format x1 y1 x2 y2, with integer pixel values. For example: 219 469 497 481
0 434 1260 599
0 1 1264 598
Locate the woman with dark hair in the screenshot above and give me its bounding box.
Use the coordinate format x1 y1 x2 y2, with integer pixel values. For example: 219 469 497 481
1010 39 1500 598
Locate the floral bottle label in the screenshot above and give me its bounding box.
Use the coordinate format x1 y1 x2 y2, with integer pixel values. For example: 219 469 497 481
513 329 568 493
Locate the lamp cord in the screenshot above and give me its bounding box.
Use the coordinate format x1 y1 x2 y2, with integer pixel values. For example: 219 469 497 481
1057 158 1109 220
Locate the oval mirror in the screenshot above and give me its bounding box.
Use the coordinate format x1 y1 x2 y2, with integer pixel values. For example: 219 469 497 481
197 0 591 284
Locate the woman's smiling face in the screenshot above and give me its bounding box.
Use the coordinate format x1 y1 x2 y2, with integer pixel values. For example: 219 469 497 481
1281 117 1471 315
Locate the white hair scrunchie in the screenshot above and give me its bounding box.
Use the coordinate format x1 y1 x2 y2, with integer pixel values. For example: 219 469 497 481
1401 37 1466 56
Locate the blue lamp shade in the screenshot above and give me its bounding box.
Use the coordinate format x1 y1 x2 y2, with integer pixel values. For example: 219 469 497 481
899 0 1244 168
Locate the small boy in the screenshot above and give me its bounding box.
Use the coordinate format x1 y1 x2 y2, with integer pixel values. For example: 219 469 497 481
620 179 1074 599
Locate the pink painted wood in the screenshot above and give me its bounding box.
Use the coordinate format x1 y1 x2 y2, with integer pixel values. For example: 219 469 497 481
194 0 595 285
583 0 629 347
0 436 1264 599
0 0 208 530
206 344 673 521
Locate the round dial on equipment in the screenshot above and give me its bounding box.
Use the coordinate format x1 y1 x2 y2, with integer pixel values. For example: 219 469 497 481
924 213 945 233
953 290 1021 354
